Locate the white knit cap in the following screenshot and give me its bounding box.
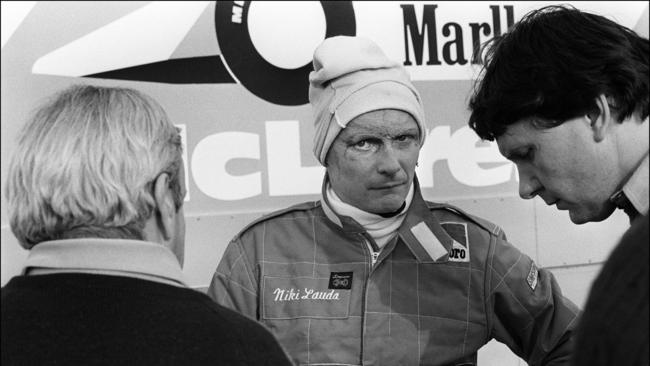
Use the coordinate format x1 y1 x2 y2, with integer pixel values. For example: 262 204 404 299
308 36 426 165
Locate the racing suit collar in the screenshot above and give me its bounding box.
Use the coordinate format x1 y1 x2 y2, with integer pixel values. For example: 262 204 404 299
321 174 452 263
397 178 453 263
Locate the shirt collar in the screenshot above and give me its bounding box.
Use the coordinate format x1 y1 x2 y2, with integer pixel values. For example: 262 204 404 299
325 179 413 250
325 179 413 225
22 238 188 287
610 152 649 221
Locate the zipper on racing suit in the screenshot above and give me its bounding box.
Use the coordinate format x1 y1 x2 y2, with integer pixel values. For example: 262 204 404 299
358 232 380 365
361 233 381 266
371 251 379 265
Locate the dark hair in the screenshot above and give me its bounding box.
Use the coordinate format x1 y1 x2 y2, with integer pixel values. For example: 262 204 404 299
468 4 649 141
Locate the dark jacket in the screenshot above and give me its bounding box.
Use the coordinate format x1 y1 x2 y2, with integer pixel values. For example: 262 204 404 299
573 214 649 366
2 273 293 366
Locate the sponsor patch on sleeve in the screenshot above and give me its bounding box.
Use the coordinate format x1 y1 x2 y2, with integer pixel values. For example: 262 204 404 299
527 262 539 291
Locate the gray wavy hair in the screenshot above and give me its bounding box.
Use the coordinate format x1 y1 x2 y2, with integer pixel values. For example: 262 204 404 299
5 85 184 249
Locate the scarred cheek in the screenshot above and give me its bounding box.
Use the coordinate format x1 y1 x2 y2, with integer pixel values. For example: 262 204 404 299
343 149 368 161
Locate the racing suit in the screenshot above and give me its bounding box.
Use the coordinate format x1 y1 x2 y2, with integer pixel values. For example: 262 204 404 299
208 178 579 366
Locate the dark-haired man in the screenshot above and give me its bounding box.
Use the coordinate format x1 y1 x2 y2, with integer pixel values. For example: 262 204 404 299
469 5 648 226
468 5 649 365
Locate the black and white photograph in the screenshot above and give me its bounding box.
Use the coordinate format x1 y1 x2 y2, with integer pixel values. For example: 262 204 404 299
2 1 648 365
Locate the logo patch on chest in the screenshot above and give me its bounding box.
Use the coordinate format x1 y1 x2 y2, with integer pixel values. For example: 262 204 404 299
448 240 470 262
328 272 353 290
441 222 470 263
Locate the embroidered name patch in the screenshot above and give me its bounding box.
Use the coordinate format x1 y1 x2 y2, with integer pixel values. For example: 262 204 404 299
262 276 351 320
272 287 341 301
329 272 353 290
527 262 539 291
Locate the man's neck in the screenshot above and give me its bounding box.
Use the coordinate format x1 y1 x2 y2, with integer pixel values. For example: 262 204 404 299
616 114 649 180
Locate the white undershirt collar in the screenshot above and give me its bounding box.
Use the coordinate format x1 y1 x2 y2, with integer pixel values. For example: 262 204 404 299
326 182 414 249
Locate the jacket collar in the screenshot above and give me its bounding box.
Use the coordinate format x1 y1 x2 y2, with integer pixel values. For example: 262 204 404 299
22 238 188 287
622 152 649 218
321 174 452 263
397 177 453 263
609 152 649 222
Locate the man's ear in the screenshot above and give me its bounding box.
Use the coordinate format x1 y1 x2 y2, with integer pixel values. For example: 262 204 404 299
587 94 612 142
152 173 174 241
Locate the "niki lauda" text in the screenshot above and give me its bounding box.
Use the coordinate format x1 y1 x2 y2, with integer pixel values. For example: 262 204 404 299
273 288 341 302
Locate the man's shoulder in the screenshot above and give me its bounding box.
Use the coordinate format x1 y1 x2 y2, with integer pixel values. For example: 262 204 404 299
195 293 266 327
421 201 509 265
595 214 649 287
234 200 323 238
424 201 504 237
141 286 277 337
185 295 290 359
